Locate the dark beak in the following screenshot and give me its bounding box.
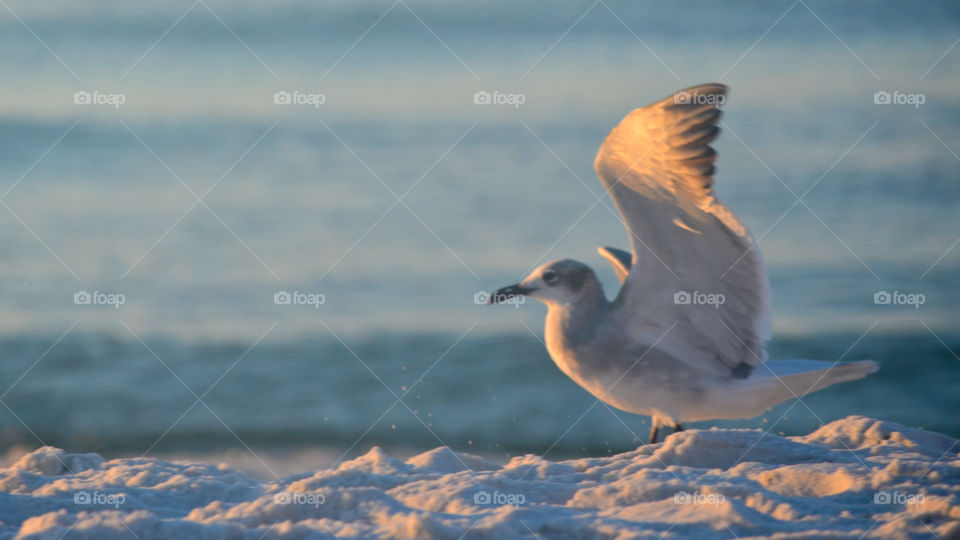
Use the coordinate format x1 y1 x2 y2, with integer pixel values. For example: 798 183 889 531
487 284 534 305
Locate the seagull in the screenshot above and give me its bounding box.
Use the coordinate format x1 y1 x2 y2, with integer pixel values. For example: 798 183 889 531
488 83 876 444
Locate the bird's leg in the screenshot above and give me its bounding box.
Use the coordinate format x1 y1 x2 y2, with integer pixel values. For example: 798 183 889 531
648 421 660 445
673 423 684 433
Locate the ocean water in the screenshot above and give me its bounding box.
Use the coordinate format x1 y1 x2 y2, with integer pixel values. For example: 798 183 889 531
0 1 958 473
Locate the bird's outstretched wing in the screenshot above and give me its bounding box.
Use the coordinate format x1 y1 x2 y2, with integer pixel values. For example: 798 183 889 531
594 83 770 377
598 246 632 284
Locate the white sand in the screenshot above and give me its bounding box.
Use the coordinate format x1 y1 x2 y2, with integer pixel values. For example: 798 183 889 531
1 416 957 539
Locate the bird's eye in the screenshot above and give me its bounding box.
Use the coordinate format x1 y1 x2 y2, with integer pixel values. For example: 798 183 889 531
543 270 558 284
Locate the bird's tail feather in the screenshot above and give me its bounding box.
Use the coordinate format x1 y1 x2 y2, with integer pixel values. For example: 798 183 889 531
697 359 876 421
756 359 877 407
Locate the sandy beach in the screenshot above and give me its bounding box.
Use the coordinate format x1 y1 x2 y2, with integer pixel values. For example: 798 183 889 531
2 416 956 539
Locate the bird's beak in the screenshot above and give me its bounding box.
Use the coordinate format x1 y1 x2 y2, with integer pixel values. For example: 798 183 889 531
487 284 534 305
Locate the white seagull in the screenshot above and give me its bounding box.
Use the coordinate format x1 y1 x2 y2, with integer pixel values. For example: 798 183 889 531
489 83 876 444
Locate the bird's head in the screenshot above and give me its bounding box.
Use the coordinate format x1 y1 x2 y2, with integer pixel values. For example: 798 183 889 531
488 259 599 307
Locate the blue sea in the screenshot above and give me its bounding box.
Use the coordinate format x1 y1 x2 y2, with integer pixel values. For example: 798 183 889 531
0 1 958 474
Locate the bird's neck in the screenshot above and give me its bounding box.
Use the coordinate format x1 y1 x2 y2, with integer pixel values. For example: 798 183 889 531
544 280 608 358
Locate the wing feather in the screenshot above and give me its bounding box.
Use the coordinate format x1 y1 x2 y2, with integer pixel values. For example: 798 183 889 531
598 246 632 284
594 83 770 377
